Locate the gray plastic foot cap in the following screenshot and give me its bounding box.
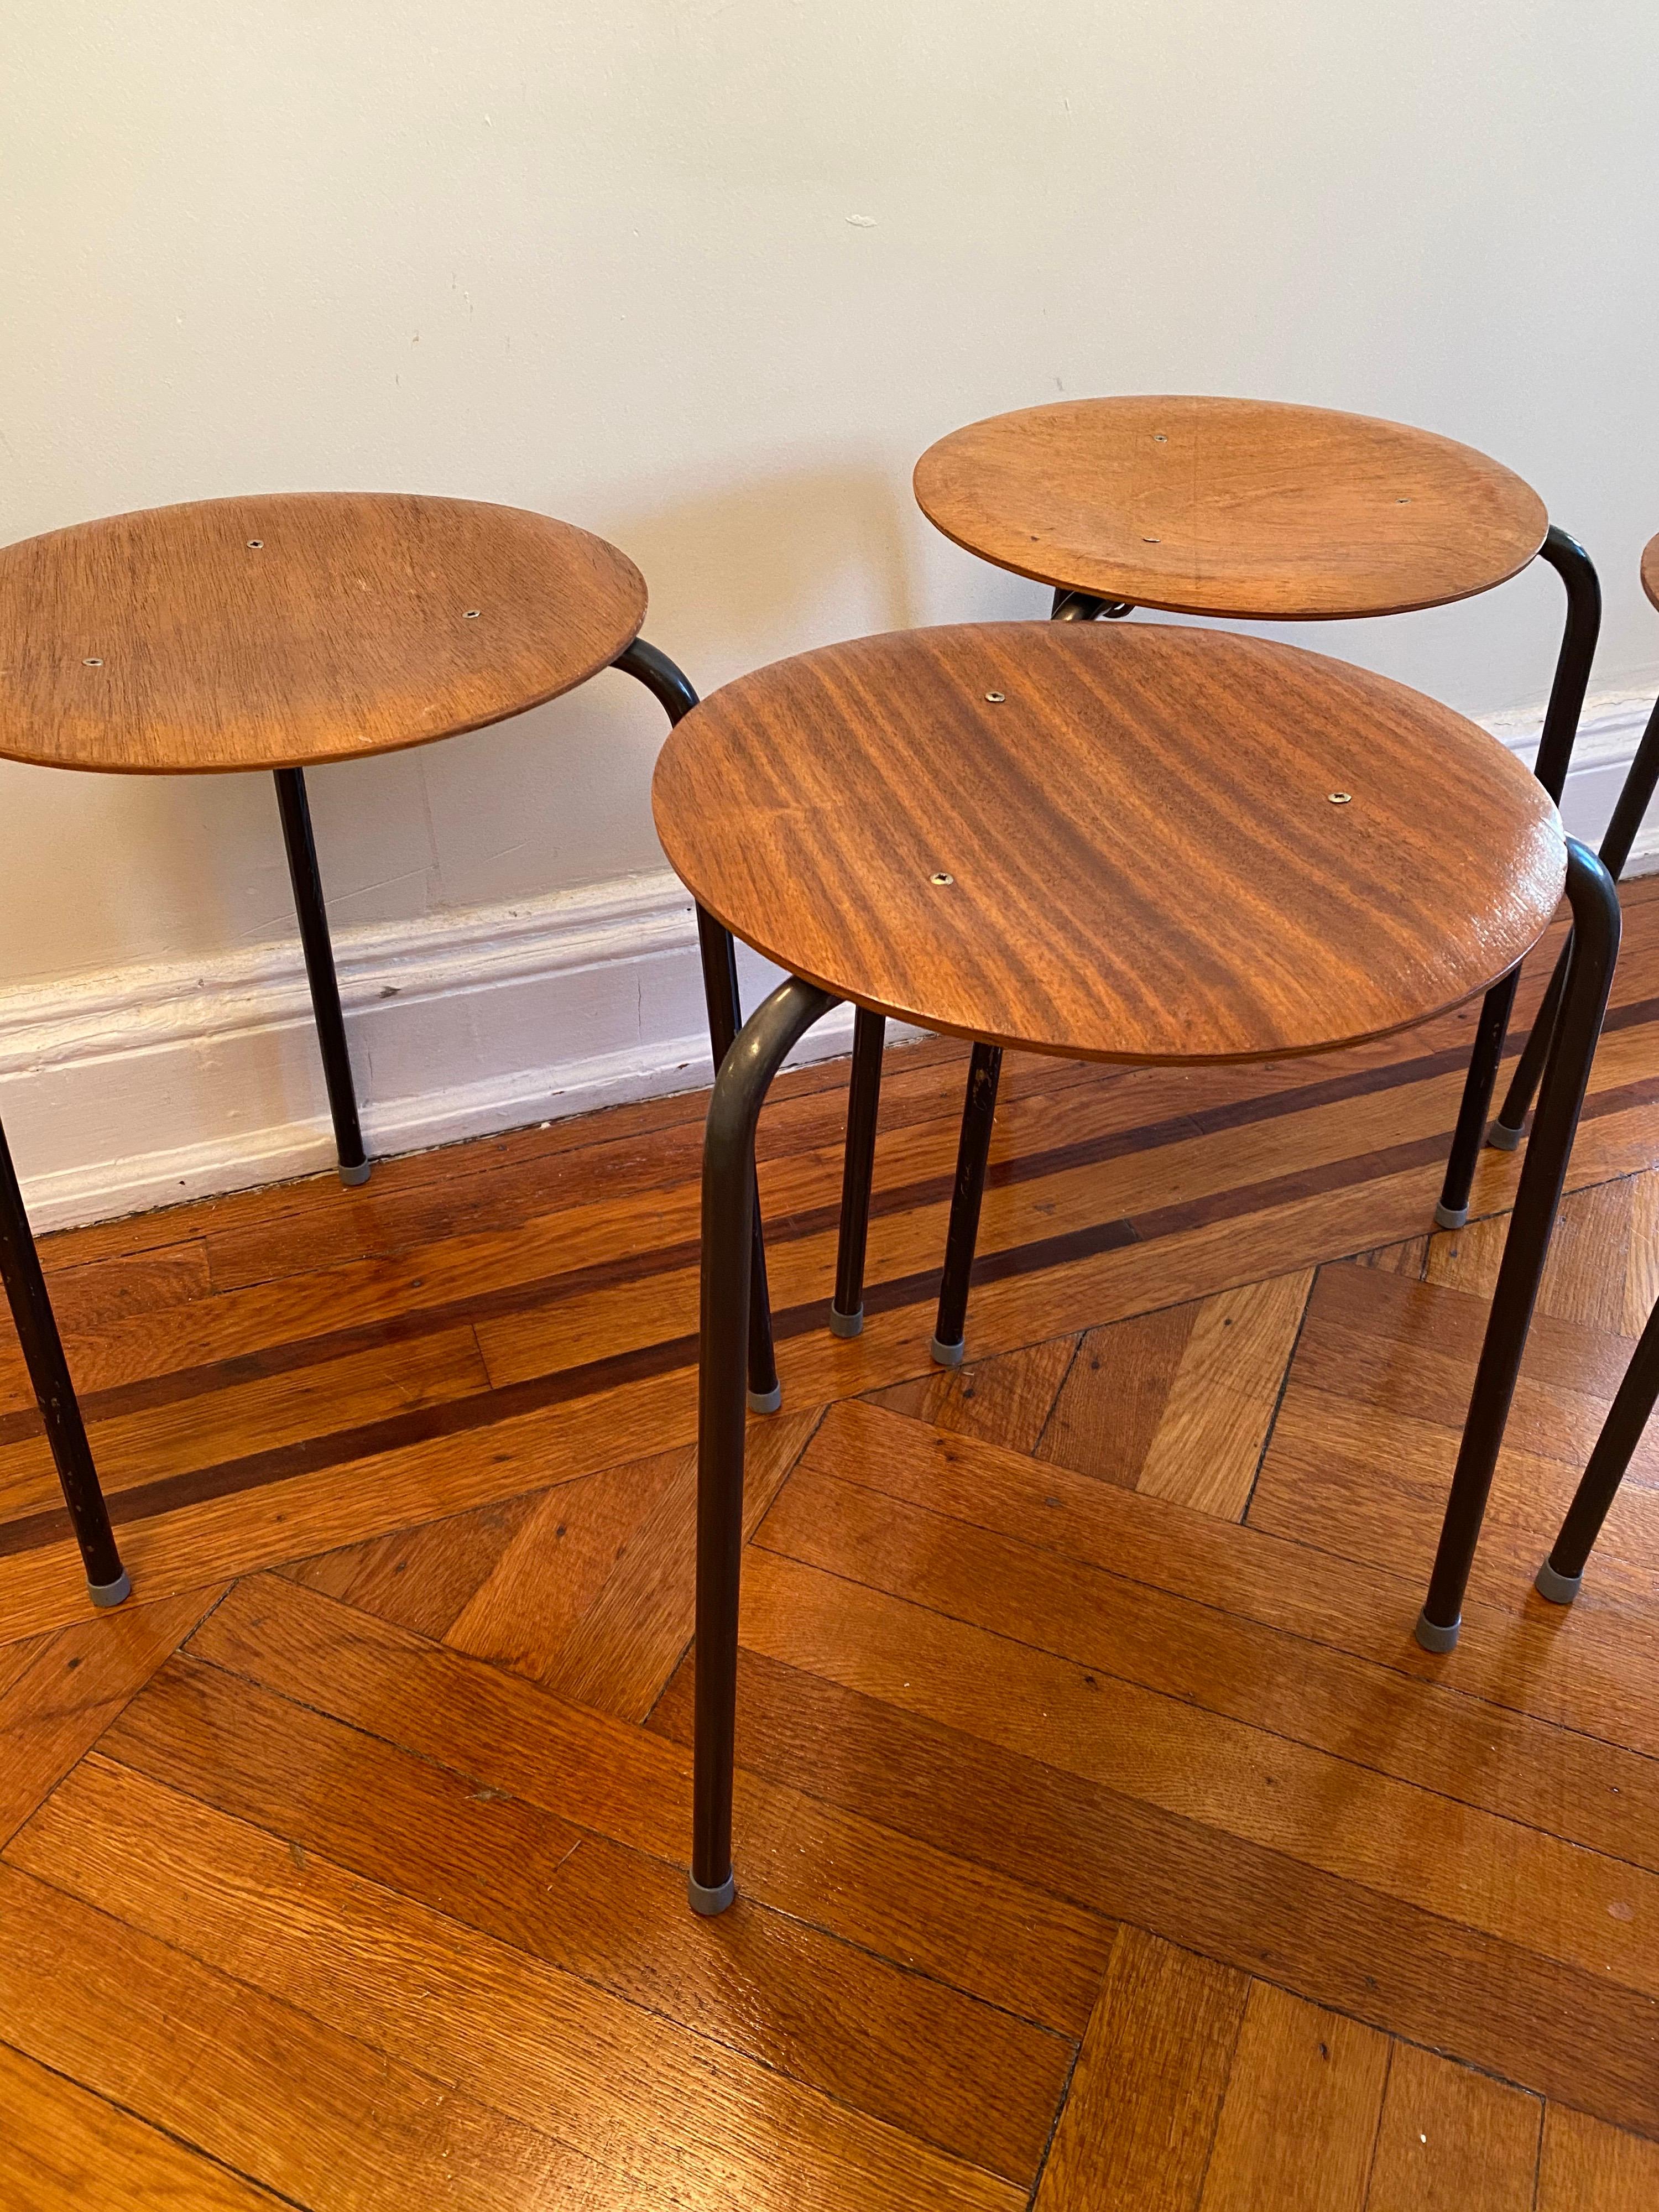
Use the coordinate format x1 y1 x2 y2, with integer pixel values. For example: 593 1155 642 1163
1486 1120 1524 1153
1413 1609 1460 1653
828 1306 864 1339
338 1160 372 1187
688 1871 736 1917
1433 1201 1470 1230
1534 1558 1583 1606
747 1384 783 1415
930 1333 966 1369
88 1569 132 1610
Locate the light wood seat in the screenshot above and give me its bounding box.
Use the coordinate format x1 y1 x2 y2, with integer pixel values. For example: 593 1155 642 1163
1642 531 1659 612
0 492 647 773
912 395 1547 620
654 619 1564 1066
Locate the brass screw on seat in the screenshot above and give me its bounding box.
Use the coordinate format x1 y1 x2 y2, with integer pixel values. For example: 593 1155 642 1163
984 691 1004 703
1328 791 1353 805
930 872 955 886
246 539 263 549
464 609 481 619
82 657 102 667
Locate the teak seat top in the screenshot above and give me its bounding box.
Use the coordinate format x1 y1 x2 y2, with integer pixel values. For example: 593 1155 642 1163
654 622 1564 1066
913 396 1548 621
1642 532 1659 613
0 492 648 774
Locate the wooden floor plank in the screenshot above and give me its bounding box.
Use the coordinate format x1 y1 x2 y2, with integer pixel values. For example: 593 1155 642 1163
1129 1270 1311 1516
733 1543 1659 2004
102 1651 1071 2185
1196 1981 1390 2212
648 1636 1659 2141
0 1863 677 2211
0 1587 221 1846
183 1570 1114 2034
1363 2041 1540 2211
1538 2104 1659 2210
0 2038 284 2211
796 1400 1659 1766
447 1411 816 1712
7 1757 1025 2212
1034 1927 1245 2212
864 1335 1080 1457
754 1453 1659 1873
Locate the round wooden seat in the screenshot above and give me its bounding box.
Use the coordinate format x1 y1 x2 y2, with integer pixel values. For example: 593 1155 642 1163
913 397 1547 620
0 492 647 773
653 622 1564 1064
1642 532 1659 612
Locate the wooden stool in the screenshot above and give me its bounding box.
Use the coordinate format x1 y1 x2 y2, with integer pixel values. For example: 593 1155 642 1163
826 398 1600 1360
653 617 1619 1914
1531 532 1659 1608
0 491 781 1606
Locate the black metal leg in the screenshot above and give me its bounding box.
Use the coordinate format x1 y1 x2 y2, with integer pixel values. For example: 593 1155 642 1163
273 768 369 1187
1416 839 1620 1650
695 907 781 1413
1535 1292 1659 1606
1492 690 1659 1150
612 637 783 1412
930 1042 1003 1368
0 1118 127 1605
692 975 838 1914
1434 528 1600 1222
830 1008 885 1336
1051 589 1133 622
1432 973 1521 1228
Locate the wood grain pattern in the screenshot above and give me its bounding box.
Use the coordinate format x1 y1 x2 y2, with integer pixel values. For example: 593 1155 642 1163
0 1586 220 1844
186 1571 1115 2033
1197 1981 1390 2212
1539 2104 1659 2209
0 492 646 773
1363 2042 1540 2211
654 621 1564 1063
1034 1927 1245 2211
0 2039 284 2211
10 1757 1025 2212
913 395 1547 618
0 1862 679 2212
1642 530 1659 614
102 1653 1070 2186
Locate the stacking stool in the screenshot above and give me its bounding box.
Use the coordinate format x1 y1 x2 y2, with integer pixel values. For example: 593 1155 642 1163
652 617 1619 1914
825 397 1600 1364
0 491 779 1606
1529 531 1659 1608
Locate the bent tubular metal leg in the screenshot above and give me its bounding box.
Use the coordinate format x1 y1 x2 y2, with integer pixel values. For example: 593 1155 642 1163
1493 688 1659 1151
1535 1291 1659 1605
613 637 782 1412
1434 528 1600 1226
931 1042 1004 1366
273 768 369 1187
0 1118 127 1604
1416 838 1620 1650
831 1007 886 1335
692 975 838 1913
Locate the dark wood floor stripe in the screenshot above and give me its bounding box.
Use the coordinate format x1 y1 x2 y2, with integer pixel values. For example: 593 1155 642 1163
8 981 1644 1456
7 1034 1658 1564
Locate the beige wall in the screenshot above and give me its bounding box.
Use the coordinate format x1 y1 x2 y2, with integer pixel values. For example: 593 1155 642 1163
3 0 1657 991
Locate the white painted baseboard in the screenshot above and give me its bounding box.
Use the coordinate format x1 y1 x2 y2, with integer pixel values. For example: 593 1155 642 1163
2 687 1652 1232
